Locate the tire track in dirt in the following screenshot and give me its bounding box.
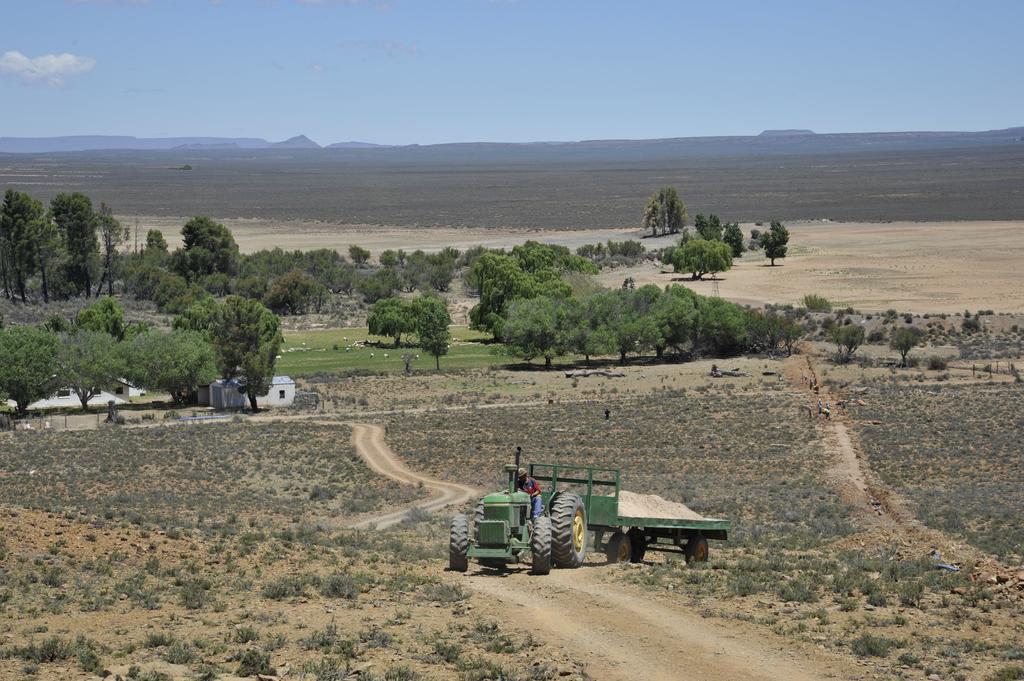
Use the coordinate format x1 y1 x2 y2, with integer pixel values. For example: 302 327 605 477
467 567 860 681
347 422 478 530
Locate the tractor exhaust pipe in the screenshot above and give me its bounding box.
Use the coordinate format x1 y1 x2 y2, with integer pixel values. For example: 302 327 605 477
508 446 522 495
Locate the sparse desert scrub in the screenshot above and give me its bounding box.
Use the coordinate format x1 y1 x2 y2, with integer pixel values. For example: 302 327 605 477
849 383 1024 560
0 506 587 680
0 422 423 533
387 388 853 548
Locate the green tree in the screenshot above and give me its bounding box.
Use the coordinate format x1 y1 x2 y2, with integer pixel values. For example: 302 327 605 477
95 203 129 296
652 285 699 357
263 270 327 315
76 297 127 340
413 296 451 370
692 296 748 356
831 324 866 363
348 244 371 266
367 297 417 346
32 212 61 303
890 326 924 367
56 331 127 410
642 187 688 237
468 253 537 338
170 216 239 281
210 297 283 410
126 330 218 404
0 326 60 414
144 229 168 256
669 239 733 280
761 220 790 266
172 297 220 336
50 192 99 297
722 222 745 258
502 296 563 368
1 189 46 302
694 213 723 241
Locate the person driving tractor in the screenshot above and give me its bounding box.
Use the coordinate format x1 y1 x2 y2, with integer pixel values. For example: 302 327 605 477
517 468 543 519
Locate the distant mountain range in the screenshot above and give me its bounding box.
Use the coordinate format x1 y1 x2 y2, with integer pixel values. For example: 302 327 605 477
0 127 1021 155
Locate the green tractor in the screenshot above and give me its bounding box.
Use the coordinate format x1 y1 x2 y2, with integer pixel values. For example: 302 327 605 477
448 451 588 575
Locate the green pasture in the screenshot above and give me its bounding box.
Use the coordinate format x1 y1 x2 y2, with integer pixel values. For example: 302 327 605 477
276 325 522 376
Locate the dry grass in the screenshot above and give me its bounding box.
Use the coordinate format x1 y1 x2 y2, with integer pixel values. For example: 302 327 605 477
850 383 1024 561
0 423 422 533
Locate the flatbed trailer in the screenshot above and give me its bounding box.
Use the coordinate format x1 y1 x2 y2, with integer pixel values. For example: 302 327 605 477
531 463 730 563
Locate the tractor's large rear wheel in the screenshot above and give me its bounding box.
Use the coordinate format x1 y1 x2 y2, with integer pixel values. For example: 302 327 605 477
605 531 631 564
473 500 485 542
531 516 552 575
449 514 469 572
551 493 587 568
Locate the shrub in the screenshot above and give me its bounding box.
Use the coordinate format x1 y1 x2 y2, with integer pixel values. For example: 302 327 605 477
927 355 948 370
987 667 1024 681
163 640 197 665
851 633 896 657
777 579 818 603
321 572 363 600
802 294 832 312
235 649 275 677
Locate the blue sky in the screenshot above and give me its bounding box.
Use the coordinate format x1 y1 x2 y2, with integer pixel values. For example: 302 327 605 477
1 0 1022 145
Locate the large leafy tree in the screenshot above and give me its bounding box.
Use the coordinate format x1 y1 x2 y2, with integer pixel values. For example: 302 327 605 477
413 296 451 370
0 326 60 414
1 189 45 303
722 222 745 258
469 253 537 338
761 220 790 266
50 192 99 297
263 270 327 315
692 296 748 356
890 326 924 367
642 187 687 237
172 296 220 336
170 216 239 282
669 239 733 280
502 296 563 368
693 213 723 241
210 297 283 410
831 324 866 363
367 297 416 346
126 330 218 404
56 331 127 410
652 285 698 357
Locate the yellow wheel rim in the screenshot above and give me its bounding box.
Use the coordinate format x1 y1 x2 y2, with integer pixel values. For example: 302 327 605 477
572 509 585 552
617 541 630 562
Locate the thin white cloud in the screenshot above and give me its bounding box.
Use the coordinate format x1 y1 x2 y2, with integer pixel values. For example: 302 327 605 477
0 51 96 86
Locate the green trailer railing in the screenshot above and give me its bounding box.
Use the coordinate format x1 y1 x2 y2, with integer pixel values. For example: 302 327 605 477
530 462 730 562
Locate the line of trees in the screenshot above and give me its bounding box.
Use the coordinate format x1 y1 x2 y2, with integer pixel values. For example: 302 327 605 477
0 296 282 414
498 284 802 367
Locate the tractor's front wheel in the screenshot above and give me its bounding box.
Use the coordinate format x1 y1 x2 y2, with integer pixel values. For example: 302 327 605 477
531 516 552 575
551 493 587 568
605 531 631 564
449 514 469 572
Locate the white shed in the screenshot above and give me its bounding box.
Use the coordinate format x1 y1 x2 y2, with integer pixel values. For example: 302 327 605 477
205 376 295 410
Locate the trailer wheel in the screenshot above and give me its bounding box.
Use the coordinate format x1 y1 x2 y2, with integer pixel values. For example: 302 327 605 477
449 514 469 572
531 516 552 575
627 528 648 563
605 532 631 564
685 535 708 564
550 493 587 568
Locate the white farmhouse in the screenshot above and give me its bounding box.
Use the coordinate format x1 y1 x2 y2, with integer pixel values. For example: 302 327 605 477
23 388 126 411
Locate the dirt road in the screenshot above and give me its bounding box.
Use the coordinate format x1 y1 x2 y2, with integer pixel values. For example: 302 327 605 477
347 422 478 530
347 420 862 681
